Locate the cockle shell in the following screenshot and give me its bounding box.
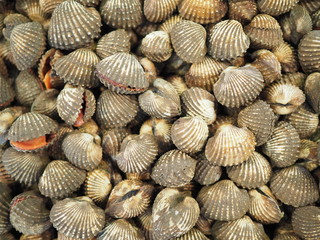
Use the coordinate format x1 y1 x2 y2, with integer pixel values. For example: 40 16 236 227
15 0 47 23
76 0 100 7
0 151 14 184
257 0 299 16
195 215 213 236
228 0 257 25
144 0 180 23
299 139 318 163
313 9 320 29
102 128 130 160
300 0 320 14
31 89 59 119
167 75 188 95
0 183 11 234
159 15 183 33
272 42 298 73
173 228 209 240
305 72 320 113
20 229 53 240
278 72 306 89
136 207 154 240
0 74 14 109
2 13 30 40
39 0 64 16
194 156 222 186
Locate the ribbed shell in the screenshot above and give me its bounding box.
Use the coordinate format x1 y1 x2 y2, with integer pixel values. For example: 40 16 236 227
194 158 222 186
262 121 300 167
292 206 320 240
144 0 179 22
31 89 59 119
95 52 148 94
62 132 102 171
272 42 298 73
57 86 96 126
53 48 100 88
299 139 318 162
278 72 306 89
102 128 130 159
171 116 208 154
228 0 257 25
96 89 139 129
245 14 283 49
213 65 264 108
96 29 130 59
270 165 319 207
76 0 100 6
141 31 172 62
136 208 154 240
0 155 14 184
237 100 276 146
248 186 284 224
205 124 256 166
257 0 299 16
208 20 250 61
170 20 207 63
2 148 49 186
197 180 250 221
152 188 200 240
212 215 270 240
185 56 229 92
50 197 105 239
100 0 142 29
181 87 216 125
10 191 51 235
227 151 272 189
273 233 301 240
313 9 320 29
39 0 64 16
10 22 46 70
2 13 30 41
298 30 320 73
0 74 14 108
173 228 209 240
151 149 197 187
15 0 47 21
305 72 320 113
48 0 101 50
0 183 11 235
97 219 144 240
195 214 213 236
178 0 228 24
300 0 320 13
38 160 86 199
159 15 183 33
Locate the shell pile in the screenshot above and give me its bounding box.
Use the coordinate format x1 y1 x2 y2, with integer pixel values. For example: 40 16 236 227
0 0 320 239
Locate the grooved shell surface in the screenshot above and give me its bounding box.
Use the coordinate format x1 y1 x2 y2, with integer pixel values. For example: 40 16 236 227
194 158 222 186
228 0 257 25
173 228 209 240
272 42 298 73
305 72 320 113
144 0 180 22
0 74 15 108
257 0 299 16
0 183 12 235
102 128 130 159
31 89 59 119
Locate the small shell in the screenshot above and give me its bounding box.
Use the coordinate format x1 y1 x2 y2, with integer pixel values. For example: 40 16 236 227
181 87 216 125
245 14 283 49
262 121 300 167
237 100 276 146
298 30 320 73
194 157 222 186
48 0 101 50
197 180 250 221
38 160 86 199
248 186 284 224
272 42 298 73
100 0 142 29
53 48 100 88
10 22 46 70
95 52 149 94
205 124 256 166
39 0 64 16
0 183 12 235
270 165 319 207
31 89 59 119
152 188 200 240
2 13 30 40
106 179 153 218
102 128 130 159
96 89 139 129
262 83 305 115
178 0 228 24
151 149 197 187
208 20 250 61
228 0 257 25
144 0 180 23
170 20 207 63
257 0 299 16
159 15 183 33
47 124 73 160
173 228 209 240
50 196 105 239
292 206 320 240
62 131 102 171
213 65 264 108
96 29 131 59
305 72 320 113
0 74 14 109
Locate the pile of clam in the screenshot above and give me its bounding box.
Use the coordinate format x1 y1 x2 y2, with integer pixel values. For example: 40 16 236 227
0 0 320 239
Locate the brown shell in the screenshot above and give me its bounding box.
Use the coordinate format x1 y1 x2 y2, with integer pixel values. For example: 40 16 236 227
15 0 47 22
270 165 319 207
102 128 130 159
159 14 183 33
39 0 64 16
2 13 30 40
76 0 100 7
313 9 320 29
178 0 228 24
0 40 14 64
144 0 180 23
136 208 154 240
167 75 188 95
50 196 105 239
197 180 250 221
305 72 320 113
20 230 53 240
195 214 214 236
0 183 12 235
228 0 257 25
299 139 318 162
31 89 59 119
194 157 222 186
170 20 207 63
0 150 14 184
300 0 320 14
10 22 46 70
38 160 86 199
272 42 298 73
0 74 14 108
151 149 197 187
173 228 209 240
278 72 306 90
47 124 73 160
257 0 299 16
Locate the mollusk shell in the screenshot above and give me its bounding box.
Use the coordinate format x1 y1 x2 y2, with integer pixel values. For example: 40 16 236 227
102 128 130 159
305 72 320 113
76 0 100 7
278 72 306 89
15 0 47 22
173 228 209 240
0 74 14 108
257 0 299 16
31 89 59 119
228 0 257 25
2 13 30 40
0 183 11 234
39 0 64 16
136 208 154 240
195 214 213 236
194 157 222 186
159 15 183 33
300 0 320 14
167 75 188 95
144 0 180 23
272 42 298 73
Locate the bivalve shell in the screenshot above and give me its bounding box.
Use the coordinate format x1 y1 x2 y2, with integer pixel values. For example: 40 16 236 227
300 0 320 14
47 124 73 160
305 72 320 113
194 156 222 186
272 42 298 73
0 183 12 235
313 9 320 29
31 89 59 119
39 0 64 16
257 0 299 16
102 128 130 160
278 72 306 89
2 13 30 40
228 0 257 25
76 0 100 7
144 0 180 23
136 208 154 240
15 0 47 23
159 15 183 33
173 228 209 240
0 74 14 109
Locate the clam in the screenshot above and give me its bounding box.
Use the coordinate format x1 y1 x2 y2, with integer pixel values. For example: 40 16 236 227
213 65 264 108
270 165 319 207
159 14 183 33
305 72 320 113
144 0 180 23
278 72 306 90
300 0 320 14
257 0 299 16
2 13 30 40
102 128 130 160
313 9 320 29
0 150 14 184
152 188 200 240
135 21 159 38
194 156 222 186
173 228 209 240
195 215 213 236
272 42 298 73
47 124 73 160
31 89 59 119
76 0 100 7
39 0 64 16
0 74 14 109
228 0 257 25
299 139 318 163
167 75 188 95
50 196 105 239
0 40 14 64
15 0 47 23
0 183 11 235
38 160 86 199
136 208 154 240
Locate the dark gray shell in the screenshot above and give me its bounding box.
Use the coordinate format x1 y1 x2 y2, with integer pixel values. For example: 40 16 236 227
31 89 59 119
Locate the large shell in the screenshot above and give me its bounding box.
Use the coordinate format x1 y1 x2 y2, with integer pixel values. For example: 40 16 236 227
10 21 46 70
96 89 139 129
170 20 207 63
272 42 298 73
228 0 257 25
95 52 149 94
197 180 250 221
178 0 228 24
237 100 276 146
102 128 130 159
0 183 11 235
305 72 320 113
205 123 256 166
257 0 299 16
144 0 179 23
213 65 264 108
208 20 250 61
48 0 101 50
194 156 222 186
63 131 102 171
152 188 200 240
50 196 105 239
151 149 197 187
53 48 100 88
298 30 320 73
270 165 319 207
10 191 51 235
292 206 320 240
0 74 14 109
38 160 86 199
31 89 59 119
